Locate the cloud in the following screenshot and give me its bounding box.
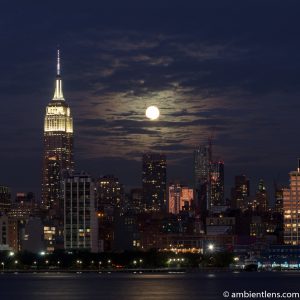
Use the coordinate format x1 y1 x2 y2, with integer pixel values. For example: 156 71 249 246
2 1 300 193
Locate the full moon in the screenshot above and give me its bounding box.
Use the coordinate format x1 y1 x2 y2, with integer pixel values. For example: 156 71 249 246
145 106 160 120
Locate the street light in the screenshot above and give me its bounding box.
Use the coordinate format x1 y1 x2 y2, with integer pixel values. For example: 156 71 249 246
208 243 215 252
8 251 15 257
13 260 18 271
1 262 4 272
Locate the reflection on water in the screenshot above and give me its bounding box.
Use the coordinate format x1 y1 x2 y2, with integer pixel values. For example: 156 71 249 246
0 272 299 300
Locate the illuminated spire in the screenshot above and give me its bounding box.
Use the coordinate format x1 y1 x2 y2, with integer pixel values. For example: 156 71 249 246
57 48 61 76
53 48 64 100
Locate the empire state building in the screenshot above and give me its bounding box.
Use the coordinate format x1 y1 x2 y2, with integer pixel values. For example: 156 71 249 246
42 50 74 215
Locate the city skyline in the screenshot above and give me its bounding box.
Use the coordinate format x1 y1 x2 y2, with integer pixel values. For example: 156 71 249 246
1 1 300 196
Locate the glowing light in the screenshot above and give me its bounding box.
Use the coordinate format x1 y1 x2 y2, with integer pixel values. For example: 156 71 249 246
146 106 160 120
208 243 215 251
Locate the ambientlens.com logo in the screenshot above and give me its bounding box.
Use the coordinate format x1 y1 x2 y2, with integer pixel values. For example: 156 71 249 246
222 290 300 299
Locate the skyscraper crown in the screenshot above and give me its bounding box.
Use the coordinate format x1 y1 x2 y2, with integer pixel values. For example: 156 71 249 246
44 49 73 133
53 49 64 100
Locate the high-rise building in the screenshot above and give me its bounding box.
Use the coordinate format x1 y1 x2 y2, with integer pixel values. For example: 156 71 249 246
128 188 143 213
0 215 19 252
231 175 250 211
193 146 210 213
0 186 11 213
168 183 193 214
275 186 284 214
209 161 225 209
63 172 98 252
97 175 124 210
142 153 167 212
248 180 268 213
255 179 268 212
42 50 74 215
283 160 300 245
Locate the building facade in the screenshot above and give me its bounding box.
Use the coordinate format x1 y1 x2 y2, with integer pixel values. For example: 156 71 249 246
283 162 300 245
0 185 11 213
231 175 250 211
97 175 124 210
209 161 225 209
193 146 211 214
42 50 74 216
168 183 193 214
142 153 167 212
63 172 98 252
257 179 268 211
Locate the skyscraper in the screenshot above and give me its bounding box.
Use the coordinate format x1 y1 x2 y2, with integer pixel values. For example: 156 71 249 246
142 153 167 212
283 160 300 245
231 175 250 211
193 146 210 213
275 185 284 214
42 50 74 216
97 175 124 210
0 185 11 213
209 161 225 208
255 179 268 212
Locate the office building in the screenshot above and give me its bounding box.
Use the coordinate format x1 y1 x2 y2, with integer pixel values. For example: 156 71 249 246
231 175 250 211
283 161 300 245
128 188 143 213
193 146 210 213
63 172 98 252
209 161 225 209
0 186 11 213
168 183 193 214
256 179 268 212
42 50 74 216
97 175 124 210
142 153 167 212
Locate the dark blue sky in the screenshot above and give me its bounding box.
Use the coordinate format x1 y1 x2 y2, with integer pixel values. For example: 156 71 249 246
1 0 300 199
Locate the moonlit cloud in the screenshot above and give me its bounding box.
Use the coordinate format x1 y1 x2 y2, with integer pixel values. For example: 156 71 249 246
1 0 300 194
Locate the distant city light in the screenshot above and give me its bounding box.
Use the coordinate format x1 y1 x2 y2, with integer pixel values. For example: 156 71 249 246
208 244 215 251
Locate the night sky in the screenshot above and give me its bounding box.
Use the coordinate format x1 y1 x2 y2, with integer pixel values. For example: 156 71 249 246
1 1 300 199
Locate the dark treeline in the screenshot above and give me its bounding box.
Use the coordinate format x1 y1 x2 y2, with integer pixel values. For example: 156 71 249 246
0 250 233 269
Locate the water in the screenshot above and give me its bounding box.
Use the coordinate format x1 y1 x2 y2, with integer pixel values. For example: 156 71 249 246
0 272 299 300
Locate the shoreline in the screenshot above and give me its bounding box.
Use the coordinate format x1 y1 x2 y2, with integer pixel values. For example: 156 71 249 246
0 268 298 274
